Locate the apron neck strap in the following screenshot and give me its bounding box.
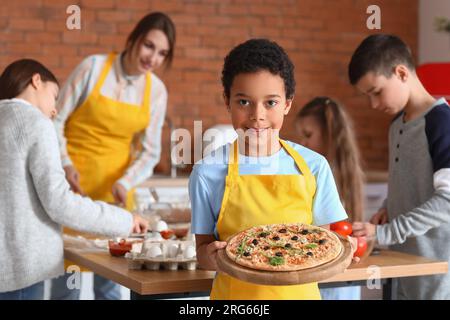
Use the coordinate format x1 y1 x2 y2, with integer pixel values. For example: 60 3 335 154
227 139 312 177
142 73 152 108
93 53 116 95
279 140 308 175
92 53 152 109
279 139 316 197
228 139 239 176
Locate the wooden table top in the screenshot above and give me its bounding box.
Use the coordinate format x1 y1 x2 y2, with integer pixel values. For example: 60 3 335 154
64 248 448 296
138 177 189 188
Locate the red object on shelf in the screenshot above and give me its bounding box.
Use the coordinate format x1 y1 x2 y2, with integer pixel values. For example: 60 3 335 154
417 63 450 104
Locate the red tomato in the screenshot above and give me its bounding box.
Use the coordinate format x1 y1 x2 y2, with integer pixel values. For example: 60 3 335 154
353 236 368 258
330 221 353 237
160 229 175 240
108 239 132 256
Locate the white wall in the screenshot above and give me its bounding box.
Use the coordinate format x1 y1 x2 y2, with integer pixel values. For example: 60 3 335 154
419 0 450 64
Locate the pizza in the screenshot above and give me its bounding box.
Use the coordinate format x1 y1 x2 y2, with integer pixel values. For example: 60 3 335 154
225 223 342 271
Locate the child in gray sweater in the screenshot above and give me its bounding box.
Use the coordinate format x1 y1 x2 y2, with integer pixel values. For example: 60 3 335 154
349 34 450 299
0 59 148 299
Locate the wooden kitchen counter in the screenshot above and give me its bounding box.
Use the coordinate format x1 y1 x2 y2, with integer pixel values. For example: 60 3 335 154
65 248 215 295
138 177 189 188
64 248 447 298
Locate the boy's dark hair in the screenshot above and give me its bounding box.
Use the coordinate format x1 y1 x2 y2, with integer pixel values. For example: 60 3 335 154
222 38 295 100
0 59 59 100
348 34 415 85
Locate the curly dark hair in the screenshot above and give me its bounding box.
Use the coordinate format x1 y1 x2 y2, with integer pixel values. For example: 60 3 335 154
221 39 295 100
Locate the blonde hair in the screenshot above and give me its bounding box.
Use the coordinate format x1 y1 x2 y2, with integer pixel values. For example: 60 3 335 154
296 97 365 222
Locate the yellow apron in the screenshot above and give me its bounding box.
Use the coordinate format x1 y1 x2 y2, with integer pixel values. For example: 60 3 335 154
63 53 151 270
210 139 321 300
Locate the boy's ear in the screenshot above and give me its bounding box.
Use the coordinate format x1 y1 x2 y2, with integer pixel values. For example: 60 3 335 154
394 64 409 82
284 98 293 115
30 73 42 90
223 93 231 112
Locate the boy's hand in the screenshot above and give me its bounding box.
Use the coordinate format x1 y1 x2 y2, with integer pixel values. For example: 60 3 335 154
206 241 227 272
370 208 388 225
347 236 361 264
352 222 376 238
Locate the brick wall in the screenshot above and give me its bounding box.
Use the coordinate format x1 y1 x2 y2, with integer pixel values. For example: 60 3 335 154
0 0 418 174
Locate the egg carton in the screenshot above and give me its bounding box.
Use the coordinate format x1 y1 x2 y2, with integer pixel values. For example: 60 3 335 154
125 239 197 271
125 253 197 271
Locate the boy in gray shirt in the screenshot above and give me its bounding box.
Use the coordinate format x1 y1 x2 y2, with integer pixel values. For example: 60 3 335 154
349 34 450 299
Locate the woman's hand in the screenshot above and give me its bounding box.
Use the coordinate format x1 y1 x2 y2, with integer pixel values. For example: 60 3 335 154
131 214 149 234
112 182 127 207
370 208 389 225
63 165 85 195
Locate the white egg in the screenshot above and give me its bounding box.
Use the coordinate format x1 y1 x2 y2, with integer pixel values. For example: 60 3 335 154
184 246 196 259
131 243 143 254
147 232 162 240
155 220 168 232
168 243 179 258
146 245 162 258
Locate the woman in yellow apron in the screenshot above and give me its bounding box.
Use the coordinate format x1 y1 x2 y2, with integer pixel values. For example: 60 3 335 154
190 39 349 299
51 12 176 300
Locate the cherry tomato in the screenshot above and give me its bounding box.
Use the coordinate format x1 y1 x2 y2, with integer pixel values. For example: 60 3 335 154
108 239 132 256
353 236 368 258
330 221 353 237
160 229 175 240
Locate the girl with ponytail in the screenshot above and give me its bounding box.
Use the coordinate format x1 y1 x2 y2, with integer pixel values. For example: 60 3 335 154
296 97 365 300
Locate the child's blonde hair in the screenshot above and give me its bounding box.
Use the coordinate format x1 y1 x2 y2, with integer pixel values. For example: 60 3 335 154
296 97 365 222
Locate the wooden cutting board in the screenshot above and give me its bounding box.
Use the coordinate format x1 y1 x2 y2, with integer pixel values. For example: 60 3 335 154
216 235 353 286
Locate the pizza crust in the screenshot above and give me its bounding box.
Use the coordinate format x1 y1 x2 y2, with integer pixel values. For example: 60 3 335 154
226 223 343 272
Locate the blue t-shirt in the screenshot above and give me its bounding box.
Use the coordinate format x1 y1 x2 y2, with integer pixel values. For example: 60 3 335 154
189 140 347 238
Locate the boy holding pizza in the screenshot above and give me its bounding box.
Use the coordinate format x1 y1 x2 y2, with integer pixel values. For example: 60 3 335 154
189 39 354 300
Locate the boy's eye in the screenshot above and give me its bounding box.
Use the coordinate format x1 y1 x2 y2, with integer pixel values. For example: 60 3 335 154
238 99 250 106
266 100 278 107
